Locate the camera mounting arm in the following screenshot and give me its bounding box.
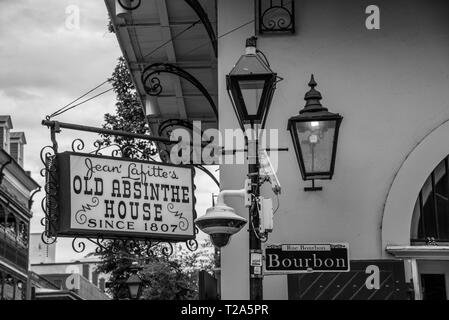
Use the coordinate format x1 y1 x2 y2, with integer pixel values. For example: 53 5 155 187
216 179 252 209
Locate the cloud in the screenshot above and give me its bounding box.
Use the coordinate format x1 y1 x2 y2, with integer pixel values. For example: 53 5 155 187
1 1 219 260
0 1 122 255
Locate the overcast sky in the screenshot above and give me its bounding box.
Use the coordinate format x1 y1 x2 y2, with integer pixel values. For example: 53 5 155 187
0 0 217 261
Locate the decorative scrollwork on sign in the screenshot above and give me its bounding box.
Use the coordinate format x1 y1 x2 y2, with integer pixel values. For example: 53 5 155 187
141 63 218 119
258 0 295 34
160 242 174 257
40 228 57 245
72 237 86 253
185 239 198 252
40 140 59 245
75 197 99 225
87 236 107 254
168 203 189 231
71 138 85 152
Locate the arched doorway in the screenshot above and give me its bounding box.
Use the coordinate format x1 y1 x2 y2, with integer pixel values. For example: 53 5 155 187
409 155 449 300
411 156 449 245
382 120 449 300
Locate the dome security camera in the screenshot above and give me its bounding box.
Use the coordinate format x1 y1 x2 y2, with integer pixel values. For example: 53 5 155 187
194 185 250 248
195 204 247 248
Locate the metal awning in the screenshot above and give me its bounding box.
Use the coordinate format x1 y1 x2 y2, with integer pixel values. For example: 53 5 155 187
104 0 218 138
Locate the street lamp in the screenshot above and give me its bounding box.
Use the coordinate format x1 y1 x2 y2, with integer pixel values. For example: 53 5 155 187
126 264 143 300
288 75 343 191
226 36 277 129
224 37 278 301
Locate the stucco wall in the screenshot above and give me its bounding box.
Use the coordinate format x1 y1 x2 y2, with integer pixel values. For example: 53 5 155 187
218 0 449 299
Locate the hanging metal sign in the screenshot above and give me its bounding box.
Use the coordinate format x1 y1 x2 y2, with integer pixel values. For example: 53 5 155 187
264 243 350 274
53 152 196 241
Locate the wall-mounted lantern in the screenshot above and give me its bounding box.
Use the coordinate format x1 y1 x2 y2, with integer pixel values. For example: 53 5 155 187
226 37 277 129
288 75 343 191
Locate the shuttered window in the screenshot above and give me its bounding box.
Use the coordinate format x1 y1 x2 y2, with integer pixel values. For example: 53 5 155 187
10 142 19 162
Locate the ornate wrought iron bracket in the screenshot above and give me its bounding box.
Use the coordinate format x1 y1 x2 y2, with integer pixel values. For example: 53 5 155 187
141 63 218 119
258 0 295 34
185 0 217 57
116 0 217 57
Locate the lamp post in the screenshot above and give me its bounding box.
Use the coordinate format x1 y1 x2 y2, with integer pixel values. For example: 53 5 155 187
287 75 343 191
226 37 278 300
126 264 143 300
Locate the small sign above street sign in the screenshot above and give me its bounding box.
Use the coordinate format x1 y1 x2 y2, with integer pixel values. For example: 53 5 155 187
264 243 350 274
53 152 196 241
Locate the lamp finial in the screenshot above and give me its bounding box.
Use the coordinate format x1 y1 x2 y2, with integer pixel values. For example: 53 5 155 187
301 74 327 113
309 74 317 88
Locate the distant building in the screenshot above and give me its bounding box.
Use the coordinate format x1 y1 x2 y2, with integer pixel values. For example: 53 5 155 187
30 272 109 300
30 259 109 294
29 233 56 264
29 233 110 299
0 115 40 300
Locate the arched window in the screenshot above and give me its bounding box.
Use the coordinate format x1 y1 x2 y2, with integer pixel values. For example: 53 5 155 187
411 156 449 244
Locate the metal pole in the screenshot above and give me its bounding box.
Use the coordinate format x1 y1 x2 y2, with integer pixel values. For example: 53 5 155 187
42 120 177 144
248 133 263 300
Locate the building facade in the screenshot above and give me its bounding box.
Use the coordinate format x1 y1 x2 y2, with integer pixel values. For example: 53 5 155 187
105 0 449 299
0 115 40 300
217 0 449 300
28 233 110 299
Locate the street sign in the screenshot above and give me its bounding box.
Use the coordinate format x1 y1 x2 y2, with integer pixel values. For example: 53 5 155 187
264 243 350 274
52 152 196 241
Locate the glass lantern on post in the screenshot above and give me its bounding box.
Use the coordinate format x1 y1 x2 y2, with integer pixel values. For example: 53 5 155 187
288 75 343 191
226 36 277 130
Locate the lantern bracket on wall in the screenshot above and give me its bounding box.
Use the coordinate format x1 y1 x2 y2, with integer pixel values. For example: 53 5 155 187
304 179 323 192
257 0 295 34
287 75 343 192
141 63 218 119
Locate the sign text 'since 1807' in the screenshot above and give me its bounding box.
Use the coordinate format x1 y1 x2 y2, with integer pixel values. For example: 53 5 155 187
53 152 196 241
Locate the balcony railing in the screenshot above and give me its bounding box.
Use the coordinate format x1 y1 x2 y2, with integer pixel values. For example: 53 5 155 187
0 226 28 271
